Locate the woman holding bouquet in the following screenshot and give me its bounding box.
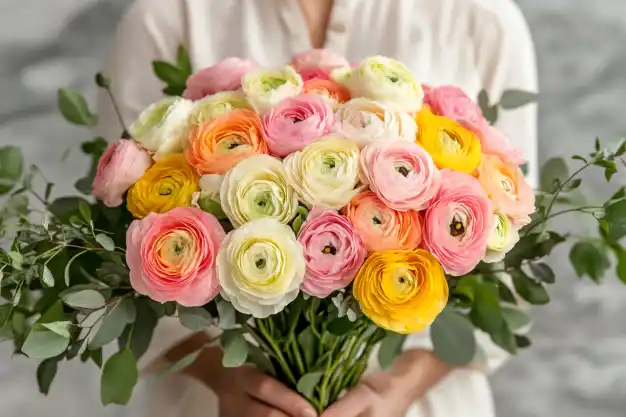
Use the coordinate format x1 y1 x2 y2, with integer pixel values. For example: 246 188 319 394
96 0 538 416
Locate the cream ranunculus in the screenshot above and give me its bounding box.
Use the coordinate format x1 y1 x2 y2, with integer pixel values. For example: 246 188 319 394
334 56 423 113
192 174 224 209
217 218 305 318
188 91 251 126
242 66 303 114
333 98 417 148
129 97 194 160
484 212 520 263
220 155 298 227
283 137 362 209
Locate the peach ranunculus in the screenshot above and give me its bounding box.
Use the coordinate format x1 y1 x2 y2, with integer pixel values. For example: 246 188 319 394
343 191 422 252
302 79 351 105
92 139 152 207
126 207 225 306
186 109 268 175
360 140 441 211
477 154 535 227
415 107 482 174
473 124 525 168
183 58 259 100
290 49 350 81
423 169 494 276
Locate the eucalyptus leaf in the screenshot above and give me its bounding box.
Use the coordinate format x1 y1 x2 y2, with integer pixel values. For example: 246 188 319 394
58 88 97 127
37 358 59 395
101 348 138 406
528 262 555 284
569 241 610 282
327 316 357 336
430 308 476 366
40 321 72 338
499 90 538 109
95 234 115 251
22 325 70 359
297 327 317 368
78 201 91 224
178 305 213 331
377 332 406 369
297 372 323 400
246 343 276 375
540 157 569 193
118 300 158 360
217 300 236 330
221 330 248 367
0 146 24 194
89 299 136 349
511 269 550 305
501 306 532 332
62 290 106 310
40 265 55 287
64 250 88 286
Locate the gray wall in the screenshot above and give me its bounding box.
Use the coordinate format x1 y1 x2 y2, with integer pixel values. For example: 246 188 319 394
1 1 625 416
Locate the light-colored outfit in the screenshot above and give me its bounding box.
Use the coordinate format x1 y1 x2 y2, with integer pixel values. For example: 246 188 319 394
96 0 538 416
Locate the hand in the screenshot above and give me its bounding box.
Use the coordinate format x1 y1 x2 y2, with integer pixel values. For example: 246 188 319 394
321 349 451 417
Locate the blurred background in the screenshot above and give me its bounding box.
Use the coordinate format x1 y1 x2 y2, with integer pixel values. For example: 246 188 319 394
1 0 626 416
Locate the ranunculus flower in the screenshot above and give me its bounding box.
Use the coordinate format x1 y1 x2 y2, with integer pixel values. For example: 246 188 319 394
474 124 525 168
415 107 482 174
129 97 194 160
92 140 152 207
186 109 268 175
220 155 298 227
333 56 423 113
360 141 441 211
423 169 494 276
290 49 350 81
183 58 259 100
283 137 362 209
353 249 448 333
424 85 487 132
217 218 305 318
126 207 225 306
484 212 520 263
343 191 423 252
477 155 535 227
297 207 367 297
302 79 351 105
188 91 251 127
262 94 334 157
242 66 303 114
191 174 224 209
333 98 417 148
127 154 199 219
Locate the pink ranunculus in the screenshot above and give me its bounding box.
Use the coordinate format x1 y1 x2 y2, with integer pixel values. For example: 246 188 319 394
424 85 487 131
291 49 350 80
92 139 152 207
423 169 494 276
183 58 259 100
298 207 367 297
126 207 225 306
474 124 525 168
360 141 441 211
262 93 335 157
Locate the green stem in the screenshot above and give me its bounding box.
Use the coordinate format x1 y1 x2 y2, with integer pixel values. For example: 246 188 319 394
524 205 603 236
291 338 306 376
256 320 297 386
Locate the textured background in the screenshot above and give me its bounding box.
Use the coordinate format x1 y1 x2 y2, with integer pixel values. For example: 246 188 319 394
1 1 626 416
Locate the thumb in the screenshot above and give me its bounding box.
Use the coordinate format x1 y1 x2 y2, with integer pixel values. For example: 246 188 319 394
322 384 374 417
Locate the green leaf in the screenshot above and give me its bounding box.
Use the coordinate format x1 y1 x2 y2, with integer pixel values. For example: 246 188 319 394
40 265 55 287
477 90 490 116
515 335 532 349
78 201 91 224
505 232 565 267
562 178 582 192
62 290 106 310
89 299 136 349
297 372 323 400
501 306 532 332
162 85 185 97
152 61 188 87
176 46 192 76
297 327 317 368
39 300 65 324
159 350 201 376
101 348 138 406
569 241 610 282
430 308 476 366
197 198 227 220
95 234 115 251
221 330 248 367
529 262 555 284
0 146 24 194
327 316 357 336
216 299 236 330
64 250 88 286
499 90 538 109
470 282 517 354
378 332 407 369
292 215 304 235
613 245 626 284
118 300 158 360
613 138 626 156
178 306 213 331
572 155 588 163
8 251 23 270
246 344 276 375
57 88 97 127
22 324 70 359
483 105 499 125
604 198 626 227
37 358 59 395
296 206 309 219
511 269 550 304
40 321 71 338
540 157 569 193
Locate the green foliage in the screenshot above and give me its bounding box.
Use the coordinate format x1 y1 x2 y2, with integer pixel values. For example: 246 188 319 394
377 332 407 369
569 241 610 282
297 372 323 400
221 330 248 367
540 157 569 193
430 308 476 366
57 89 97 127
178 305 213 331
152 46 193 96
0 146 24 194
500 90 539 109
101 348 138 406
22 323 71 359
37 358 60 395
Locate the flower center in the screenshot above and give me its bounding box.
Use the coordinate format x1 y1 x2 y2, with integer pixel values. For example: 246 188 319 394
255 258 266 269
396 166 411 177
158 181 174 196
440 130 462 153
322 245 337 255
292 116 305 123
449 213 467 237
263 77 287 91
372 216 382 225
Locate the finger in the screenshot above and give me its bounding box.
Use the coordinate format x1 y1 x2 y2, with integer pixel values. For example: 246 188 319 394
321 385 375 417
244 399 290 417
245 371 317 417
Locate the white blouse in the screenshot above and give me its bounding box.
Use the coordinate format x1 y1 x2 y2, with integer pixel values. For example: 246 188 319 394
96 1 538 416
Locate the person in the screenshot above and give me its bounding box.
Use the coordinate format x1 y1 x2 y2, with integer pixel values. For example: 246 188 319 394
95 1 538 416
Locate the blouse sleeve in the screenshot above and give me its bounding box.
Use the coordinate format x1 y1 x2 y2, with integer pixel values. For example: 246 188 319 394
94 0 187 141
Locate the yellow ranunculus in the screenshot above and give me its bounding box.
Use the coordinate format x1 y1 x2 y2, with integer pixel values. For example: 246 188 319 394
353 249 448 334
127 154 199 218
415 107 482 174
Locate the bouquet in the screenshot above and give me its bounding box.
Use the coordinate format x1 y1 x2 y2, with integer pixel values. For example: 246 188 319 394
1 48 625 412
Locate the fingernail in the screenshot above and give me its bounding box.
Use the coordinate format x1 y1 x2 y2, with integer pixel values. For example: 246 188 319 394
300 410 317 417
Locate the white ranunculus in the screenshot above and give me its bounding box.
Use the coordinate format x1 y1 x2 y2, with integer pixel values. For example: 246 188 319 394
283 137 362 209
333 98 417 147
129 97 194 160
484 213 520 263
242 66 303 114
217 218 305 318
188 91 251 126
192 174 224 208
334 56 423 113
220 155 298 227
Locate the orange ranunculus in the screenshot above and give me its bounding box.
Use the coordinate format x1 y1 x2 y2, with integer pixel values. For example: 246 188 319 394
302 79 351 104
343 191 422 252
186 108 268 175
